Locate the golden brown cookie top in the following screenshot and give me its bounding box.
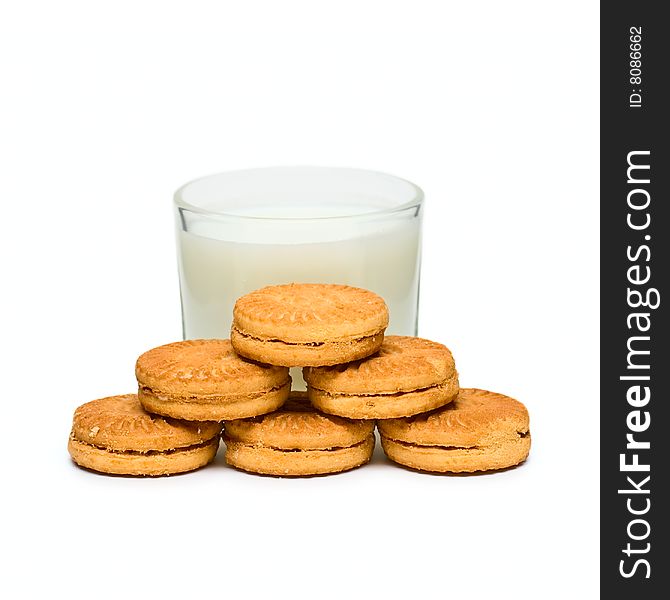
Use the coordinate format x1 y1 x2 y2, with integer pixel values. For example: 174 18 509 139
70 394 221 452
135 339 289 396
232 283 389 343
378 388 530 447
304 335 457 394
225 392 374 450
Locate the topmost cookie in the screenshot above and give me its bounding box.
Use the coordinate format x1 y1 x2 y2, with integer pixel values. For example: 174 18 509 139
231 283 389 366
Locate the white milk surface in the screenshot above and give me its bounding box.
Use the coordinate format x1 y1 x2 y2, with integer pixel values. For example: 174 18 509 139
177 206 421 339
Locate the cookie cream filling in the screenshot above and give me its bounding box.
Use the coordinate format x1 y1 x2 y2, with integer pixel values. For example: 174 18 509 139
311 382 449 397
69 434 218 456
382 437 477 451
223 435 371 453
232 326 382 347
382 429 530 450
140 381 289 402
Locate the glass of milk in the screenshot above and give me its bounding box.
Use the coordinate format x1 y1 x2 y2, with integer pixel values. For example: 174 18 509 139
174 167 423 345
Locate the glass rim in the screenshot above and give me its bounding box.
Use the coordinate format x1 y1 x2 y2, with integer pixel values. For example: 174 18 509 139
173 166 424 222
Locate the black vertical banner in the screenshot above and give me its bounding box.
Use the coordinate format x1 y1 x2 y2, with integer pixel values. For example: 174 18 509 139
601 2 668 596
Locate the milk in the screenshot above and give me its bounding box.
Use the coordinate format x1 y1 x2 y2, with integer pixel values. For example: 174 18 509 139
177 203 422 339
175 167 423 390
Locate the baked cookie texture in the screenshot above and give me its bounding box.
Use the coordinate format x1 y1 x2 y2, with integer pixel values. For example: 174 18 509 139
304 335 459 419
135 339 290 421
231 283 389 367
224 392 375 476
378 388 531 473
68 394 221 476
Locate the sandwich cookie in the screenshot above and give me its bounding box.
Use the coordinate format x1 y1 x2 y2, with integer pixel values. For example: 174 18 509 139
304 335 459 419
224 392 375 476
231 283 389 367
68 394 221 476
378 388 531 473
136 339 290 421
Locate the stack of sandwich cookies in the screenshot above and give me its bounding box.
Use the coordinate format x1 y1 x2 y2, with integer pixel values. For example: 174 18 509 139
136 339 290 421
224 392 375 476
68 394 221 476
304 336 459 419
68 283 531 478
231 283 389 366
378 388 531 473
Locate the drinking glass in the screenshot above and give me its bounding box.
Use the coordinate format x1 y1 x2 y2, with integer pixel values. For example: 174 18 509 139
174 167 423 342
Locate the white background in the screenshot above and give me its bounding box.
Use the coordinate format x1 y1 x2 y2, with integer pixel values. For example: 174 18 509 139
1 2 599 598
